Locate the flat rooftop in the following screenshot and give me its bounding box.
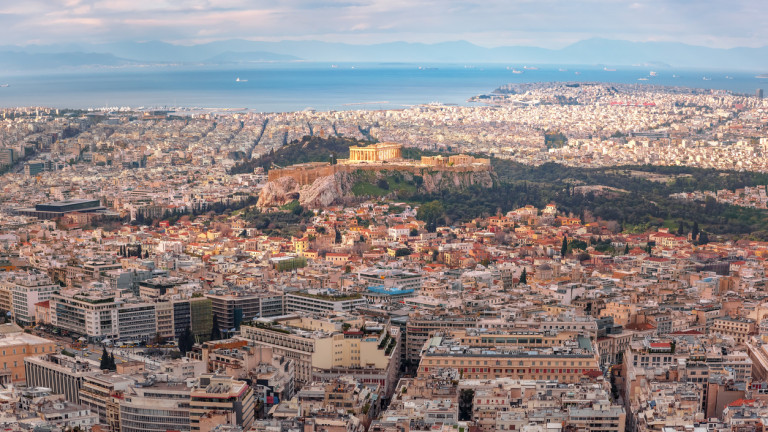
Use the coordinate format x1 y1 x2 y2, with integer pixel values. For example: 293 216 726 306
0 331 56 346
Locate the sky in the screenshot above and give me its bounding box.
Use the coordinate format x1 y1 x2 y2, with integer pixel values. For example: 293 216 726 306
1 0 766 49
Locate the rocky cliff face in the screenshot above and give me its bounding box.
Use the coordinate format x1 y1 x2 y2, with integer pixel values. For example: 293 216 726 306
258 176 301 208
257 168 494 209
257 172 352 209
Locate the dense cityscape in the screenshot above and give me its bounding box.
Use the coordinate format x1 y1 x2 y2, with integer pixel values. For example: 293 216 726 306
0 78 766 432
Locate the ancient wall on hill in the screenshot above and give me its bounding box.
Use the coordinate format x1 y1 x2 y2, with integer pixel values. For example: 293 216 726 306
267 156 491 186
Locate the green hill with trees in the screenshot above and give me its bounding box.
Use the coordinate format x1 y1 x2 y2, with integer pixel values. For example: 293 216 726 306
409 159 768 240
232 136 768 240
230 136 369 174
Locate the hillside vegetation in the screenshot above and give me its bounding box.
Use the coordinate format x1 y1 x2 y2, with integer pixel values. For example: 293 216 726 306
230 136 369 174
410 159 768 239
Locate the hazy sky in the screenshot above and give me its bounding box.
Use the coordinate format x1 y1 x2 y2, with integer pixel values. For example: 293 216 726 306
3 0 765 48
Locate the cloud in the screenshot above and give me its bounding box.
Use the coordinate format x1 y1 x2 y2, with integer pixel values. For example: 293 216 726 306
1 0 765 49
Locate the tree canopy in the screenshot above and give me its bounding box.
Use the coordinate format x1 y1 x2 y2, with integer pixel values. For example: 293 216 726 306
416 201 445 233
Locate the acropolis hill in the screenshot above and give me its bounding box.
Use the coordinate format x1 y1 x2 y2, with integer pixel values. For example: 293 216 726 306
266 142 491 185
259 143 494 208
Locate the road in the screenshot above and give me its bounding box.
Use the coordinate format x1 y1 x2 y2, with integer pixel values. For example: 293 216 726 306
30 327 161 366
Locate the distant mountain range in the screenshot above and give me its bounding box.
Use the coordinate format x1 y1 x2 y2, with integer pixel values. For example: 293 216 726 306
1 38 767 72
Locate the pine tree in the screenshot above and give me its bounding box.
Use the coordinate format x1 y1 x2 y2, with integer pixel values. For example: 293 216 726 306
692 221 700 240
624 244 630 255
99 347 110 370
178 326 195 355
561 236 568 257
698 231 709 245
108 352 116 370
178 328 189 354
211 315 222 341
519 268 527 285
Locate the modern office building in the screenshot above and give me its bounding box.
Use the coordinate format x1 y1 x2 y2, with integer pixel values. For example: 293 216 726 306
50 289 212 343
284 292 367 315
206 292 283 330
117 303 157 342
24 160 46 177
119 380 192 432
16 199 108 220
187 297 214 342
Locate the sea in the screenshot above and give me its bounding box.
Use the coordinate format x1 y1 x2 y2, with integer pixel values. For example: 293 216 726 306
0 63 766 112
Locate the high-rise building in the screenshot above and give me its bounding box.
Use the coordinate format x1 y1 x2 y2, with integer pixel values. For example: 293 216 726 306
758 88 764 99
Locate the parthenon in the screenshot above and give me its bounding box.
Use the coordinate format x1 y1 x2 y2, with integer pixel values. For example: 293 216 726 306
346 142 402 162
